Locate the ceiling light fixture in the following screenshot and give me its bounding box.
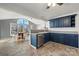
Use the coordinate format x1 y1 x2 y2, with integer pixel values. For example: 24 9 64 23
46 3 56 9
46 3 63 9
48 3 56 7
52 3 56 7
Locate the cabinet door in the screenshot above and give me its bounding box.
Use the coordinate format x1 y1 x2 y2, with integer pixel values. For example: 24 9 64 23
64 34 78 47
31 34 37 47
69 34 78 47
53 33 60 43
53 33 64 43
58 33 64 44
50 33 65 44
49 20 54 28
50 33 61 43
44 33 50 43
50 33 56 42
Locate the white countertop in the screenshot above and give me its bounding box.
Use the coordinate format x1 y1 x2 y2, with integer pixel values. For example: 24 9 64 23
31 32 49 34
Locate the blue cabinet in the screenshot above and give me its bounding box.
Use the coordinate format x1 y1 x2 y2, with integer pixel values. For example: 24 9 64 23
50 33 78 48
44 33 50 43
52 33 59 42
58 33 64 44
31 33 49 48
64 34 78 47
50 20 54 28
31 32 78 48
31 34 37 47
50 33 54 41
49 15 76 28
50 33 64 43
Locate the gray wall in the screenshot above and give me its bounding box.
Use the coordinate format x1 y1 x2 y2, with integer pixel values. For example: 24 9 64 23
0 21 1 39
0 19 38 39
0 19 17 39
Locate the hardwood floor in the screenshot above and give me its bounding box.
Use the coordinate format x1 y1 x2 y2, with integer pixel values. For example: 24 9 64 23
0 38 79 56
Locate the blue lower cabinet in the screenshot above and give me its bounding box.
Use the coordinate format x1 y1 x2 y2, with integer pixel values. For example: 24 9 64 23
50 33 54 41
50 33 78 48
44 33 50 43
50 33 58 42
50 33 64 43
31 32 78 48
64 34 78 48
58 33 64 44
53 33 60 43
31 34 37 48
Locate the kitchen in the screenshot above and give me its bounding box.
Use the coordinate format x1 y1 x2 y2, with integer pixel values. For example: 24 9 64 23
0 3 79 56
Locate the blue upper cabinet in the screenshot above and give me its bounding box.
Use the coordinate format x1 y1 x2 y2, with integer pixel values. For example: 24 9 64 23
50 20 54 28
49 14 76 28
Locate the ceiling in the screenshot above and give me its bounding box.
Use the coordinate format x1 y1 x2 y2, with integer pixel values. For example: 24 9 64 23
0 3 79 20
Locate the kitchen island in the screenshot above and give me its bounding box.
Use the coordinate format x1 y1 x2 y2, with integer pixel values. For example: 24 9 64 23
30 32 50 49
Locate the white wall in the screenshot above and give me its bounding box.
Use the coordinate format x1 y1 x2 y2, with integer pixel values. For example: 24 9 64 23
75 12 79 34
0 8 26 20
28 18 46 30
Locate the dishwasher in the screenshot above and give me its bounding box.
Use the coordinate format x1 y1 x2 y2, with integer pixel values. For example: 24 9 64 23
37 34 44 48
